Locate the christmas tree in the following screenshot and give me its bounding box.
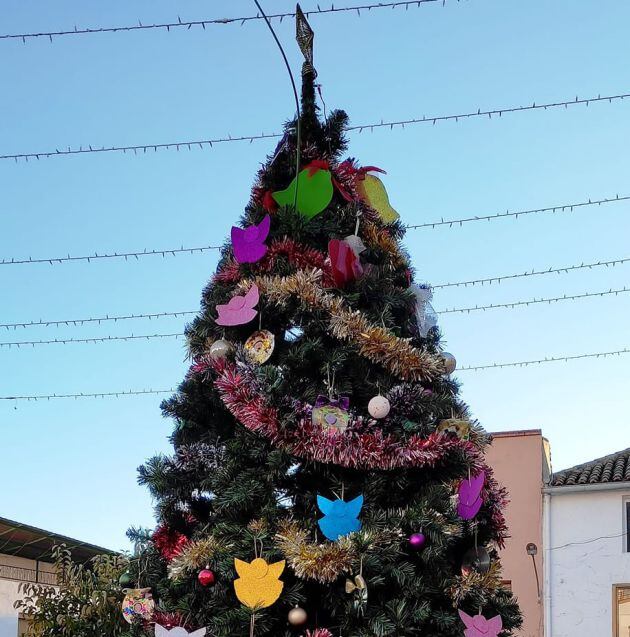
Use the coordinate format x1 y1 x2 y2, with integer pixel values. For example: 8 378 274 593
126 21 521 637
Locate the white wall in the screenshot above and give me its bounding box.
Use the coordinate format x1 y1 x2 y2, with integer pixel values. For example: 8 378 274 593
547 487 630 637
0 579 21 637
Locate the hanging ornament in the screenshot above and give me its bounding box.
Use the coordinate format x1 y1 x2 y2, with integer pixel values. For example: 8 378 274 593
244 330 275 364
312 395 350 432
215 285 259 326
367 395 390 419
408 532 426 551
440 352 457 375
436 418 470 439
198 567 216 587
328 239 363 287
317 494 364 541
344 234 366 257
272 161 333 220
156 626 207 637
461 547 491 576
410 284 438 337
305 631 333 637
118 571 134 588
121 588 155 624
345 573 367 595
208 339 232 360
231 215 271 264
458 610 503 637
356 169 400 224
287 606 308 626
233 558 285 609
457 471 485 520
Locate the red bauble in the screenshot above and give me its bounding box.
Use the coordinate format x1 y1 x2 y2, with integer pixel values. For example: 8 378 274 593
198 568 216 587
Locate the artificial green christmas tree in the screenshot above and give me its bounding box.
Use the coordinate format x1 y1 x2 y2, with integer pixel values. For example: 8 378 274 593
128 52 521 637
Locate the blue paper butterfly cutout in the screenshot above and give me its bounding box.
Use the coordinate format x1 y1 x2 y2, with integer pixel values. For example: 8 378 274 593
317 494 364 541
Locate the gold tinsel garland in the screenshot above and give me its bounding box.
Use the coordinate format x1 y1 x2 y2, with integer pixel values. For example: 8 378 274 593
167 536 227 581
275 521 357 583
236 270 443 381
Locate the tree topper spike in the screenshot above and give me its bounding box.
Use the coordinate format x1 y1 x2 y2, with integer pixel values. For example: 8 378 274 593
296 4 315 75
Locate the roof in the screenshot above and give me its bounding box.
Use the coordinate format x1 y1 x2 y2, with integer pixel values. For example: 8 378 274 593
0 516 115 563
551 447 630 487
490 429 543 438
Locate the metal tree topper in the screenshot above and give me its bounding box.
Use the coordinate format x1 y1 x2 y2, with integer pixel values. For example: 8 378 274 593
296 4 316 76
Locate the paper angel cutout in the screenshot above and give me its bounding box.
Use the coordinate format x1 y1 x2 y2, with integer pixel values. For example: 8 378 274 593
317 494 364 541
231 215 270 264
233 557 285 609
155 626 206 637
458 610 503 637
457 472 485 520
215 285 259 326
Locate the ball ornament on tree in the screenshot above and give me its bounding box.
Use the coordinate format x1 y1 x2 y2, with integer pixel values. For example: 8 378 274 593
368 395 390 419
118 571 134 588
198 567 215 587
408 532 426 551
288 606 308 626
440 351 457 375
208 339 232 360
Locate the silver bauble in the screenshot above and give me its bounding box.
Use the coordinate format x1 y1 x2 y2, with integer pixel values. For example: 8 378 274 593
288 606 308 626
368 395 391 419
209 339 232 360
441 351 457 375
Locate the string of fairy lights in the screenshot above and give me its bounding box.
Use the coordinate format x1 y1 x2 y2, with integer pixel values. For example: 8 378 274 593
2 5 629 403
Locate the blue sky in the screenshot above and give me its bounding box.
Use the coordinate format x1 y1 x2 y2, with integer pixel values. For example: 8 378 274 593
1 0 629 551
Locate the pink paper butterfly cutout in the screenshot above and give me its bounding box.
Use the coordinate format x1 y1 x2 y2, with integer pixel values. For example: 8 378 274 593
458 610 502 637
231 215 271 264
215 285 259 326
457 471 485 520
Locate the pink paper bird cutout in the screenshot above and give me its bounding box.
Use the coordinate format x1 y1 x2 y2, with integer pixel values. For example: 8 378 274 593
328 239 363 287
231 215 271 264
215 285 259 326
457 471 485 520
459 610 502 637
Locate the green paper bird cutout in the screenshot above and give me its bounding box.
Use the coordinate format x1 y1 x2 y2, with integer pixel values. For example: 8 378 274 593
272 162 333 220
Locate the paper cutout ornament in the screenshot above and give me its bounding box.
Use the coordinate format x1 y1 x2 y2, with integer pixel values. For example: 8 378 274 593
272 162 333 219
437 418 470 439
458 610 503 637
328 239 363 287
231 215 270 264
345 573 367 594
344 234 366 256
155 626 207 637
312 395 350 432
317 494 363 541
357 172 399 224
244 330 275 364
121 588 155 624
233 558 285 609
457 472 485 520
411 284 438 337
215 285 259 326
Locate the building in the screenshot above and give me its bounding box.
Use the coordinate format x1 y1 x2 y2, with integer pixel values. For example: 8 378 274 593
0 517 112 637
544 448 630 637
486 429 552 637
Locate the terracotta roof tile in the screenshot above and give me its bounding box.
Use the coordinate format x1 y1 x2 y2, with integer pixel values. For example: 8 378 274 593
551 447 630 487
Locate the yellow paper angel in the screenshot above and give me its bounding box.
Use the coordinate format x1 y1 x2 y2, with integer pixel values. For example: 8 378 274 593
233 558 285 609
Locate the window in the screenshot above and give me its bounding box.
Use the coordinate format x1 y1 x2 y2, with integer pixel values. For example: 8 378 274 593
627 501 630 553
614 585 630 637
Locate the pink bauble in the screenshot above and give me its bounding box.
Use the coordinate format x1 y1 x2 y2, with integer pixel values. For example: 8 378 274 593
368 395 390 419
409 533 426 550
198 569 215 587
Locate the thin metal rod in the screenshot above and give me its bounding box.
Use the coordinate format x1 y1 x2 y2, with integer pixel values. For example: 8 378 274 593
253 0 301 209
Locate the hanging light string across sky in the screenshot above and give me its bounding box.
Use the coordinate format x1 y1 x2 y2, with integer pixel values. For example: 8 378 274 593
2 347 629 402
2 91 628 163
2 193 628 266
2 285 629 343
2 253 629 330
0 2 443 43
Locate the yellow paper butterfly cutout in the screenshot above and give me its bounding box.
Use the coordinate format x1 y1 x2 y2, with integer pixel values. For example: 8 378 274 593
233 558 285 609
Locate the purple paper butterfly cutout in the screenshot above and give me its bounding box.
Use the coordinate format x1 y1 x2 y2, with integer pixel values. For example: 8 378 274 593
458 610 502 637
215 285 259 326
231 215 271 264
457 471 485 520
